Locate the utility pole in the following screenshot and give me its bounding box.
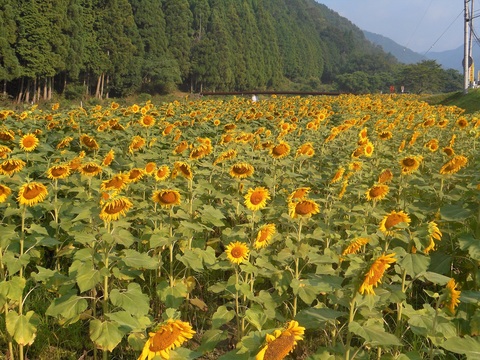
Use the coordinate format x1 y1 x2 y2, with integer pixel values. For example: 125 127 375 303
464 0 475 93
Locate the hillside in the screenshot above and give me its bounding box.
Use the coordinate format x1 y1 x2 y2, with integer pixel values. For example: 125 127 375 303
363 31 427 64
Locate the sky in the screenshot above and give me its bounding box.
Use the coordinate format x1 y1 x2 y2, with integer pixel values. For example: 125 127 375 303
314 0 466 53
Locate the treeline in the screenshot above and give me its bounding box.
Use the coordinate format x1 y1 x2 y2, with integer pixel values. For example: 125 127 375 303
0 0 462 103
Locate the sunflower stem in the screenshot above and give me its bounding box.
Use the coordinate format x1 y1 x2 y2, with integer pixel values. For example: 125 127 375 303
234 266 243 342
18 205 26 360
293 219 303 317
345 296 357 360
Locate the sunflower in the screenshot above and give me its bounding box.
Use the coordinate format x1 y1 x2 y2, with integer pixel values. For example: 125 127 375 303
424 139 439 152
101 173 130 192
80 134 99 150
442 278 461 313
139 114 156 127
439 155 468 175
358 253 397 295
230 163 254 179
129 136 146 153
364 141 374 157
145 162 157 175
256 320 305 360
225 241 250 265
127 168 145 183
173 161 193 180
254 224 276 249
289 199 320 219
102 150 115 166
0 129 14 141
442 146 455 156
213 149 237 166
378 131 393 140
378 169 393 184
17 182 48 206
0 145 12 159
152 189 181 208
400 155 422 175
342 237 369 256
244 187 270 211
456 117 468 129
0 159 26 176
424 221 442 254
19 133 39 152
163 124 175 136
0 184 12 203
47 165 71 180
78 162 103 177
379 210 411 236
270 142 291 159
295 142 315 158
138 319 195 360
287 187 310 203
365 184 389 202
155 166 170 181
99 197 133 222
398 140 406 152
330 167 345 184
56 136 74 149
189 144 211 160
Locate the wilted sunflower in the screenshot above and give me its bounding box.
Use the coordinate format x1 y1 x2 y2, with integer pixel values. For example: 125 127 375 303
155 166 170 181
225 241 250 265
138 319 195 360
439 155 468 175
379 210 411 236
101 173 130 192
230 163 254 179
244 187 270 211
254 224 276 249
102 149 115 166
19 133 39 152
365 184 389 202
173 161 193 180
213 149 237 166
342 237 369 256
129 135 146 153
0 184 11 203
152 189 181 208
359 253 397 295
47 164 71 180
400 155 422 175
80 134 99 150
256 320 305 360
287 187 310 203
270 142 291 159
17 182 48 206
99 197 133 222
0 159 26 176
78 162 103 177
289 199 320 219
424 221 442 254
442 278 461 313
56 136 74 149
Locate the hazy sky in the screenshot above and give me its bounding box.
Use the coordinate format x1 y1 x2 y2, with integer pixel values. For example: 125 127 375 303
314 0 465 53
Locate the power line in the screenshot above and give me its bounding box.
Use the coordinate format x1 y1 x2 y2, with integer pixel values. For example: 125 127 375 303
403 0 435 51
422 9 464 56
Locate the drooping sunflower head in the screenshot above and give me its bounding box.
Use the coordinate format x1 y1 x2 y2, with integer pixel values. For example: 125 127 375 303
47 164 71 180
270 142 291 159
56 136 74 149
378 131 393 140
0 159 26 176
173 161 193 180
289 199 320 219
442 278 461 313
80 134 99 150
424 220 442 254
255 224 276 250
101 173 129 192
439 155 468 175
358 253 396 295
378 169 393 184
102 149 115 166
400 155 422 175
127 168 145 183
0 145 12 159
379 210 411 236
213 149 237 166
442 146 455 157
244 187 270 211
230 163 254 179
99 196 133 223
225 241 250 265
295 142 315 158
0 129 15 141
152 189 181 208
342 237 370 257
256 320 305 360
288 187 310 203
78 162 103 177
365 184 389 202
17 182 48 207
19 133 39 152
173 141 189 155
0 184 12 203
129 135 146 153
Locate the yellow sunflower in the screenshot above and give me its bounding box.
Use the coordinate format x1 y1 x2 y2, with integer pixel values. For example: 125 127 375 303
287 187 310 203
139 114 156 127
99 197 133 222
0 159 26 176
442 146 455 157
47 165 71 180
80 134 99 150
155 166 170 181
102 149 115 166
256 320 305 360
342 237 369 256
213 149 237 166
330 167 345 184
364 141 374 157
127 168 145 183
173 161 193 180
152 189 181 208
400 155 422 175
0 129 14 141
295 142 315 158
230 163 254 179
78 162 103 177
254 224 276 249
439 155 468 175
270 142 291 159
379 210 411 236
442 278 461 313
56 136 74 149
19 133 39 152
0 145 12 159
17 182 48 206
189 144 211 160
101 173 130 192
378 131 393 140
138 319 195 360
129 135 146 153
0 184 12 203
145 162 157 175
225 241 250 265
365 184 389 202
424 221 442 254
244 187 270 211
378 169 393 184
289 199 320 219
358 253 396 295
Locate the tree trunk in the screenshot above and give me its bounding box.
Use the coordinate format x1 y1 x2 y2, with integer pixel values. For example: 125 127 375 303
43 78 48 100
25 78 31 104
105 74 109 99
48 77 53 100
17 77 24 104
95 73 102 99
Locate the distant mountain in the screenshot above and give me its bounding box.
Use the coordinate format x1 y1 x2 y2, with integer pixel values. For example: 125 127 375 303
363 30 427 64
426 45 480 72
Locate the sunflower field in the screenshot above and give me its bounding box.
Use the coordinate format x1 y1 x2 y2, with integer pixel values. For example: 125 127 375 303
0 94 480 360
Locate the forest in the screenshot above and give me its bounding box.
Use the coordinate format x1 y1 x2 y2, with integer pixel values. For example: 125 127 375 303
0 0 464 102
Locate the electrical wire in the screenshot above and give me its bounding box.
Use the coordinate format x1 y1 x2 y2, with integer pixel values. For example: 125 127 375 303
403 0 435 51
422 9 464 56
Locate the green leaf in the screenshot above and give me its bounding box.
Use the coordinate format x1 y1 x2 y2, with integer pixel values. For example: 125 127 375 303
441 336 480 359
199 205 225 227
121 249 158 270
112 227 135 247
75 261 103 292
197 329 228 353
349 320 402 347
89 319 125 352
0 276 26 302
399 253 430 278
169 347 202 360
6 310 39 346
3 251 31 275
458 234 480 261
419 272 451 285
110 283 150 316
156 280 188 309
176 249 204 272
440 203 472 222
245 305 268 331
0 224 18 247
295 307 345 329
105 311 151 333
211 305 235 329
46 290 88 324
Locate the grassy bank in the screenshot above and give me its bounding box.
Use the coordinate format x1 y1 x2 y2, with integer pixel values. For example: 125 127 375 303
425 88 480 114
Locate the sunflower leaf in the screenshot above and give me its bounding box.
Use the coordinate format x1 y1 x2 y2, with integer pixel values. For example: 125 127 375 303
6 310 39 346
89 319 125 352
441 336 480 359
211 305 235 329
199 205 225 227
398 253 430 277
109 283 150 316
349 320 402 347
121 249 158 270
46 290 88 324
